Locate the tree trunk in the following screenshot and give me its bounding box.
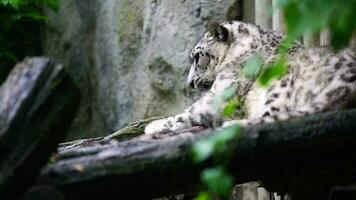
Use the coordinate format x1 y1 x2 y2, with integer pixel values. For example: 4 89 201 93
0 57 80 198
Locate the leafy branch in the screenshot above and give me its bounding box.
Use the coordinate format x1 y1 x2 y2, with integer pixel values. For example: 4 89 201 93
0 0 58 83
258 0 356 85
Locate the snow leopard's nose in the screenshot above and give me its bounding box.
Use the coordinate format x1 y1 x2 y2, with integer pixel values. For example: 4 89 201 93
188 80 195 88
187 63 196 88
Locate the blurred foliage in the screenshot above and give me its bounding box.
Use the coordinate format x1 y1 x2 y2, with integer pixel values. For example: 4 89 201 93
192 124 240 199
192 124 240 164
0 0 58 11
258 56 287 86
213 87 246 120
280 0 356 51
213 87 235 109
242 54 262 79
257 0 356 86
222 98 241 119
193 0 355 198
201 167 234 199
194 191 212 200
0 0 58 84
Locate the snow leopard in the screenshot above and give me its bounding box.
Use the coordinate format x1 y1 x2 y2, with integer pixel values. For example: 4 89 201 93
145 21 356 135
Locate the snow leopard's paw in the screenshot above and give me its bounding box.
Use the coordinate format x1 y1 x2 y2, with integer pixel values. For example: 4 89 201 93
145 119 171 134
145 118 189 134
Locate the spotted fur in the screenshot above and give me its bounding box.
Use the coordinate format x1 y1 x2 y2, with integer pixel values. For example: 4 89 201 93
145 21 356 134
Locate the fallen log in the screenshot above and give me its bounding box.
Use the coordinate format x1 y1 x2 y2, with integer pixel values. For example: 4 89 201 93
0 57 80 198
38 109 356 200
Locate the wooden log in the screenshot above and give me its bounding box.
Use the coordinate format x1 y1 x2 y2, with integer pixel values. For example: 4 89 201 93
22 186 65 200
38 109 356 199
0 57 80 198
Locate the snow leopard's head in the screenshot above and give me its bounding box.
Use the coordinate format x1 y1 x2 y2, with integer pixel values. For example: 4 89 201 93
187 21 263 90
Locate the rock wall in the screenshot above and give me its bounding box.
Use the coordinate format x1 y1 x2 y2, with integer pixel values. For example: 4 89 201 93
43 0 243 140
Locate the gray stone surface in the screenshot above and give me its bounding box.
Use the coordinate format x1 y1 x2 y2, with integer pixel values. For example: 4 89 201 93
43 0 241 139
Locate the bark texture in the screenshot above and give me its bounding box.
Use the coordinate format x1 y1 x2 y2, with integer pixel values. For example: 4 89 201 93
38 109 356 199
0 57 80 198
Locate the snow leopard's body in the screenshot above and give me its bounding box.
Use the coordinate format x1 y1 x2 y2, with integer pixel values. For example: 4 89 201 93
145 21 356 134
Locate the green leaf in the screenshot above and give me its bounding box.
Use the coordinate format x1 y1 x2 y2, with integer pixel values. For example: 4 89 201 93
201 167 234 198
0 0 21 9
213 125 239 151
221 87 235 101
223 102 236 118
258 57 287 86
329 5 355 51
192 140 215 163
243 54 262 79
223 100 239 118
283 1 305 40
213 87 236 112
192 124 240 163
194 192 212 200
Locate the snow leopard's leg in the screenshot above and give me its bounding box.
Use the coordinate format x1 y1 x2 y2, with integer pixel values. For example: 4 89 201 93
145 91 222 134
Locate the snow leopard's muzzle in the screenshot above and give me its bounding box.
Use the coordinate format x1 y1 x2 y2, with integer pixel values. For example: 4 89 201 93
192 77 214 91
187 63 214 90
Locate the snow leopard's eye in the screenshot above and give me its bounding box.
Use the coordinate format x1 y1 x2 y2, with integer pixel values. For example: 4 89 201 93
193 53 210 70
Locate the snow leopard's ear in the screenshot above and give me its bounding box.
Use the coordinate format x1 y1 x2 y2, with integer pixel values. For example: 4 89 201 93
206 21 228 42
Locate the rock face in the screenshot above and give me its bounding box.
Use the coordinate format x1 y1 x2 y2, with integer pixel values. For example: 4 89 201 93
43 0 242 139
